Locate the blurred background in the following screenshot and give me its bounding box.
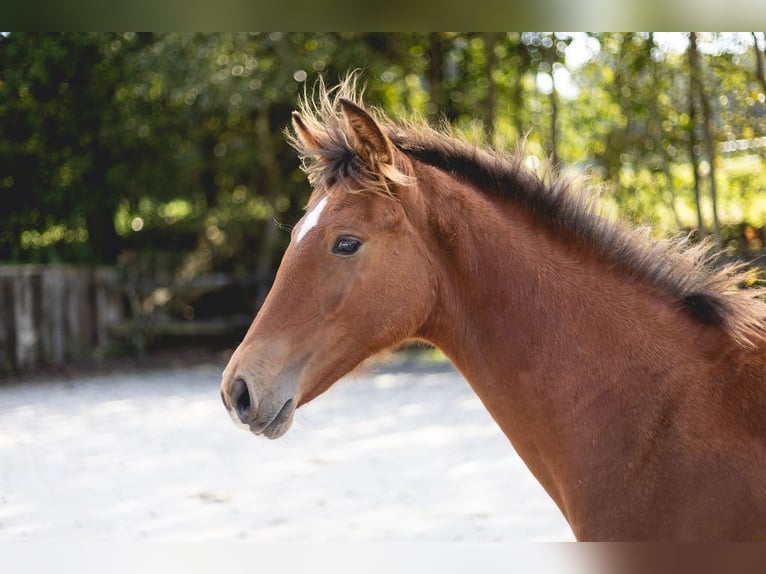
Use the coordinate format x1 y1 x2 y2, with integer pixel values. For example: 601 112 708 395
2 32 766 374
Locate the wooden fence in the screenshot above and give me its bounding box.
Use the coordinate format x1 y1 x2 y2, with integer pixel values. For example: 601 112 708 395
0 265 123 374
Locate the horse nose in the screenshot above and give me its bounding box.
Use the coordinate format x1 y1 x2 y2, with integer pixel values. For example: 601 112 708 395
230 377 254 424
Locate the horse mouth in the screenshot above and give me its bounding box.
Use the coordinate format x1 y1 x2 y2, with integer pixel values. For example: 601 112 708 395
255 398 295 440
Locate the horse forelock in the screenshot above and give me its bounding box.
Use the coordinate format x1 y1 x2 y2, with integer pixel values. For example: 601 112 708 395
288 75 766 348
287 75 410 206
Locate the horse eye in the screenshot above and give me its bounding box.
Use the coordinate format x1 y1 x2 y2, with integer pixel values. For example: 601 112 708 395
332 236 362 256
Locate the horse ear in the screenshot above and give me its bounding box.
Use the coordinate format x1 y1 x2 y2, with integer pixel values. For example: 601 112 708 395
291 111 320 151
339 98 393 165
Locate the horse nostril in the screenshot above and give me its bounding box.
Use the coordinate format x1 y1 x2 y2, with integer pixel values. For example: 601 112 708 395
231 378 253 422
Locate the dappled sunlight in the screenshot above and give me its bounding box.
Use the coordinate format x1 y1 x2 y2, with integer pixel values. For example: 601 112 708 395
0 363 571 541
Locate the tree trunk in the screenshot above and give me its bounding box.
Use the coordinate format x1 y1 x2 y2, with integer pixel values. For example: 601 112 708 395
648 34 683 230
689 32 721 245
254 109 282 308
687 33 706 240
200 134 218 209
483 33 498 140
700 86 721 247
550 78 559 167
545 42 560 167
510 39 527 141
753 33 766 96
427 33 446 121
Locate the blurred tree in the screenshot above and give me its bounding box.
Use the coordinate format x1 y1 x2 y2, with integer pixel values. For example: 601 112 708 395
2 32 766 296
0 33 146 263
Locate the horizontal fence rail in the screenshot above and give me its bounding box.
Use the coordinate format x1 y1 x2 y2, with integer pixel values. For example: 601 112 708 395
0 265 122 374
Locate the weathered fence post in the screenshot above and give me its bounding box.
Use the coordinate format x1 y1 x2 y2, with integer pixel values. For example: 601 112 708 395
40 266 66 364
0 274 12 372
12 268 37 370
0 265 123 374
94 266 122 356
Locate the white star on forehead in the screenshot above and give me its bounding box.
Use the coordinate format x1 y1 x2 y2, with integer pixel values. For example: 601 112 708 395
295 196 328 244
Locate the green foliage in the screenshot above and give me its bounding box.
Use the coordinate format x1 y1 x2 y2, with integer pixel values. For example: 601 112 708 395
2 32 766 283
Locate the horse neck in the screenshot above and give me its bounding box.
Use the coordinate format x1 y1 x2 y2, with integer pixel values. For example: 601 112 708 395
412 175 728 528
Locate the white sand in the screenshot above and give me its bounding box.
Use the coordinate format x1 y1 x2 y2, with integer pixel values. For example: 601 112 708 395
0 360 573 541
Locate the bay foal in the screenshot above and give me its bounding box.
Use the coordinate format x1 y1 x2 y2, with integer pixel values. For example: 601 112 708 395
221 79 766 540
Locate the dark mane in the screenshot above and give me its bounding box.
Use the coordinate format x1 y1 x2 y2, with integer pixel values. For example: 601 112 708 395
392 126 766 346
290 77 766 348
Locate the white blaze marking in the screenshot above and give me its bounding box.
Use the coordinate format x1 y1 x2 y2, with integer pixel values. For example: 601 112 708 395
295 196 328 244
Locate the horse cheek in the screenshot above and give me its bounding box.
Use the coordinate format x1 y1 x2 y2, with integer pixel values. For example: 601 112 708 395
319 277 354 316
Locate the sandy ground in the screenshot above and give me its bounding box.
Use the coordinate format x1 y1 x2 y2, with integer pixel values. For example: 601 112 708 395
0 359 573 541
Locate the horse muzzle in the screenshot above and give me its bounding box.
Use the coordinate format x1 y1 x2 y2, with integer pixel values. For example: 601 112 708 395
221 376 297 439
